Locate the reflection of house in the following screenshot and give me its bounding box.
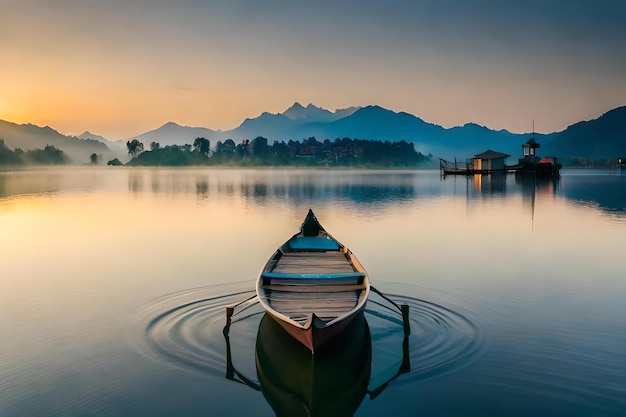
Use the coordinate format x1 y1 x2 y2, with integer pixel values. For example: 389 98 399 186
473 172 507 192
473 150 510 172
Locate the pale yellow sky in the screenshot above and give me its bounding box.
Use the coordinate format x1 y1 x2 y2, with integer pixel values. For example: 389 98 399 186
2 1 625 139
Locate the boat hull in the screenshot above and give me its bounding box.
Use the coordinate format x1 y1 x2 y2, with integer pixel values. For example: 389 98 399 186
265 304 367 353
256 209 370 352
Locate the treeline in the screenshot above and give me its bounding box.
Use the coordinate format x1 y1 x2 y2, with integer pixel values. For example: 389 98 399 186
0 139 68 165
124 136 432 167
561 157 624 168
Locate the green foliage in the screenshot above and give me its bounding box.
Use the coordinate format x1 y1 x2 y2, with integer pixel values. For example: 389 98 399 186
126 139 144 157
127 145 209 166
122 136 432 168
23 145 68 164
193 137 211 156
0 141 69 165
107 158 123 166
0 139 23 165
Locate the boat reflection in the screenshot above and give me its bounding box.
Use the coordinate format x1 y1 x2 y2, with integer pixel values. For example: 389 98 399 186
223 305 411 417
255 311 371 417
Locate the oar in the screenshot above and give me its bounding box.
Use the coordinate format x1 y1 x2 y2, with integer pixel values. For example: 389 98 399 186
224 294 258 334
370 285 410 336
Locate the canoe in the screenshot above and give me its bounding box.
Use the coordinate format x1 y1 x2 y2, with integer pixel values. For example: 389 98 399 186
256 311 371 416
256 209 371 353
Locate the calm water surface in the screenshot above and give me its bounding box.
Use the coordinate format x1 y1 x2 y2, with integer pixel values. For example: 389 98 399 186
1 167 625 416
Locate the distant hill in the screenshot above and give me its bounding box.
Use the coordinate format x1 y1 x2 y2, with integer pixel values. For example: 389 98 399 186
542 106 626 160
133 122 219 148
283 102 333 121
222 104 540 161
229 112 296 142
3 103 624 165
0 120 114 163
132 103 361 145
79 131 128 161
223 102 362 142
117 102 553 161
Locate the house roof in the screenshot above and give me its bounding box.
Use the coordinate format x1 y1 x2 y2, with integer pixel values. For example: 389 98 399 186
473 150 510 159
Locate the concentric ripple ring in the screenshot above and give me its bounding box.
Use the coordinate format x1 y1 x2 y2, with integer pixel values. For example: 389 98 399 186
133 282 489 387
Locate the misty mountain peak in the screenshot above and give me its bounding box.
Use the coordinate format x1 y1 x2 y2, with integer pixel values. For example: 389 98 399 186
283 102 332 121
78 131 108 142
334 106 360 118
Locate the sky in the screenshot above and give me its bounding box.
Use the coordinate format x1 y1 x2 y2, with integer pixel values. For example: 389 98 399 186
1 0 625 139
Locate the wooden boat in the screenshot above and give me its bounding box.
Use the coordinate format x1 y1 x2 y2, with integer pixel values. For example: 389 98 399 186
256 209 370 353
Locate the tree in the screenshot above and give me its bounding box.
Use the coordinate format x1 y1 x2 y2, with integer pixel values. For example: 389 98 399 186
90 153 99 164
222 139 236 153
127 139 144 157
0 138 22 165
236 139 250 157
150 141 160 151
193 137 211 156
251 136 269 157
24 145 67 164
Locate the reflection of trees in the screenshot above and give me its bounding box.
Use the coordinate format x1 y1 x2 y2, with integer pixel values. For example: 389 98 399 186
232 172 419 208
128 171 144 193
120 169 625 220
151 173 160 194
218 182 234 197
560 174 626 214
240 183 268 199
128 170 212 197
195 176 209 200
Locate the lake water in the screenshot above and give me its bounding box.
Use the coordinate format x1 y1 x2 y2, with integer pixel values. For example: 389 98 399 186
1 167 625 416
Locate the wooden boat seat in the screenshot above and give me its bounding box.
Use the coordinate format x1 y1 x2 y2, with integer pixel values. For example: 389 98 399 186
263 285 362 323
271 252 354 273
288 237 340 251
261 271 365 285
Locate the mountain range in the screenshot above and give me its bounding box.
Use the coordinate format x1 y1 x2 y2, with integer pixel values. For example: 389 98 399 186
1 102 625 164
0 120 115 163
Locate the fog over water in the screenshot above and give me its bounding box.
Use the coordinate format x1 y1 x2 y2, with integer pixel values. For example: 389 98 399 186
1 167 625 416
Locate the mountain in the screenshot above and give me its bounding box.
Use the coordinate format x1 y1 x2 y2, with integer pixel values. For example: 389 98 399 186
4 103 624 165
282 102 359 122
78 131 107 142
229 112 296 142
542 106 626 159
334 106 360 119
307 105 442 140
133 122 219 147
223 103 362 141
221 104 537 160
283 102 334 121
0 120 114 163
79 131 128 161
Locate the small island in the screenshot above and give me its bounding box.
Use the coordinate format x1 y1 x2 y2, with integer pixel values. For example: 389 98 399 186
121 136 432 168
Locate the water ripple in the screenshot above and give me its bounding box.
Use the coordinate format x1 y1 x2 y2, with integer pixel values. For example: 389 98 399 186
132 282 488 391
